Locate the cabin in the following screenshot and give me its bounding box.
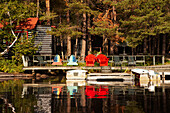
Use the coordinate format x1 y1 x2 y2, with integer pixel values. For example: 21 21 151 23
0 18 52 56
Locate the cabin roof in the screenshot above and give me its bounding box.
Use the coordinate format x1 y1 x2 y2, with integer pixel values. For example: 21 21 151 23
0 17 38 30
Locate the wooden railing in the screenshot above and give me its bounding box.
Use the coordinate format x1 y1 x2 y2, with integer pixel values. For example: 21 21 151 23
107 55 165 66
22 55 165 67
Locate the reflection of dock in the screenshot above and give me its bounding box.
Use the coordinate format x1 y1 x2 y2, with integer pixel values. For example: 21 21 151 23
87 73 133 81
87 81 134 86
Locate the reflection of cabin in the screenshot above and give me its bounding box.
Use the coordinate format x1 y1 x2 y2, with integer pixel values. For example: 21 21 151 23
22 86 52 113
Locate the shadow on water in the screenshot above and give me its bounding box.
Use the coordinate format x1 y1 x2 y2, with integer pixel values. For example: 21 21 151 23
0 73 170 113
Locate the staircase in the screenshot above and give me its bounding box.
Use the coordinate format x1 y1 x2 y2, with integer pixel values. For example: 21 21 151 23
34 25 52 55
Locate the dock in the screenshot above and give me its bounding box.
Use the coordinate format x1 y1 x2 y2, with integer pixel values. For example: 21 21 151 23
23 65 170 73
87 81 134 86
87 72 133 81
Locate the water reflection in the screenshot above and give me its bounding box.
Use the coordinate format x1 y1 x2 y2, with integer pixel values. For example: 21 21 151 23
0 78 170 113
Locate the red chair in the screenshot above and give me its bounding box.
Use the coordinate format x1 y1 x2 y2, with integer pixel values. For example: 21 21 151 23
96 54 109 66
96 86 109 98
85 86 96 98
85 54 96 66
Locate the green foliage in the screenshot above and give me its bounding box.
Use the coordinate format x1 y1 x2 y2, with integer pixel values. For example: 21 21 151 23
116 0 170 48
67 1 98 15
48 0 98 41
0 35 38 73
89 21 118 38
12 36 39 64
48 24 83 39
88 69 94 73
78 62 86 66
0 1 37 24
0 1 40 73
63 62 68 66
0 58 23 73
94 62 100 66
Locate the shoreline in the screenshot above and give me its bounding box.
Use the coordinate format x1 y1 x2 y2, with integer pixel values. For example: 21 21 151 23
0 72 33 77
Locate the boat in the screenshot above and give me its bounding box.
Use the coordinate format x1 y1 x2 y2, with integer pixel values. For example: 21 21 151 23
131 68 161 81
66 69 88 80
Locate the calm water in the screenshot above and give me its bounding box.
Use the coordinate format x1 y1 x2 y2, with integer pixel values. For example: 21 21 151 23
0 75 170 113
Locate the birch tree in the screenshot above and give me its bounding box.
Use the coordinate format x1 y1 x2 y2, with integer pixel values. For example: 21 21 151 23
0 0 37 55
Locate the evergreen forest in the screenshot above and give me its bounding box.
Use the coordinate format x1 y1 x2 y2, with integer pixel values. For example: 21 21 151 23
0 0 169 72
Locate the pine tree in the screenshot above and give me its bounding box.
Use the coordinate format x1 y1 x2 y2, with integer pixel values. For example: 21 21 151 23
89 0 122 55
116 0 170 55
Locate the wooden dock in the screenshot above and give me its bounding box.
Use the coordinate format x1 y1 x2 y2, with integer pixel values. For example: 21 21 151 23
23 83 66 87
23 66 103 71
87 73 133 81
23 65 170 72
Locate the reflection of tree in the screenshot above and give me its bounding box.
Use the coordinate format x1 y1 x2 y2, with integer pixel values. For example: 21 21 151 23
0 80 37 113
125 101 145 113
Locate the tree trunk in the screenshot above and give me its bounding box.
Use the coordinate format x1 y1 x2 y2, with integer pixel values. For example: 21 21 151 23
149 36 152 55
132 47 134 55
75 38 78 58
45 0 50 25
162 34 166 55
157 35 160 55
110 40 114 55
66 0 71 57
152 38 155 55
60 38 64 60
102 35 108 55
143 37 147 54
75 9 79 58
114 45 118 55
59 15 64 59
0 12 19 55
87 0 92 55
110 4 116 55
81 12 87 60
36 0 39 17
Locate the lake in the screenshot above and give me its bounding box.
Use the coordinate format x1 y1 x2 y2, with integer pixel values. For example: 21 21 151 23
0 74 169 113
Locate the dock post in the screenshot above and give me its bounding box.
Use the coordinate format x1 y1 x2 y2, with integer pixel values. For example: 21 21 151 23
48 69 51 73
32 69 35 75
153 56 155 65
162 56 165 65
162 72 165 84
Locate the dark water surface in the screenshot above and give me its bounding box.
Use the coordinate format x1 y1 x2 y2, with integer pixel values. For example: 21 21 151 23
0 75 170 113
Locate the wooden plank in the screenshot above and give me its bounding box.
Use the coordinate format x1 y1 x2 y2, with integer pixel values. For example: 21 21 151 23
22 65 170 72
23 66 102 70
87 81 134 86
87 75 133 81
88 73 131 76
23 83 66 87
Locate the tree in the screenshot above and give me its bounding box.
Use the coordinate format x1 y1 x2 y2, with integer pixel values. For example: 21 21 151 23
116 0 170 54
89 0 122 55
49 0 97 58
0 0 37 55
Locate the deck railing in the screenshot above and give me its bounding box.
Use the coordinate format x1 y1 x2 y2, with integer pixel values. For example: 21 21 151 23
22 55 165 67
